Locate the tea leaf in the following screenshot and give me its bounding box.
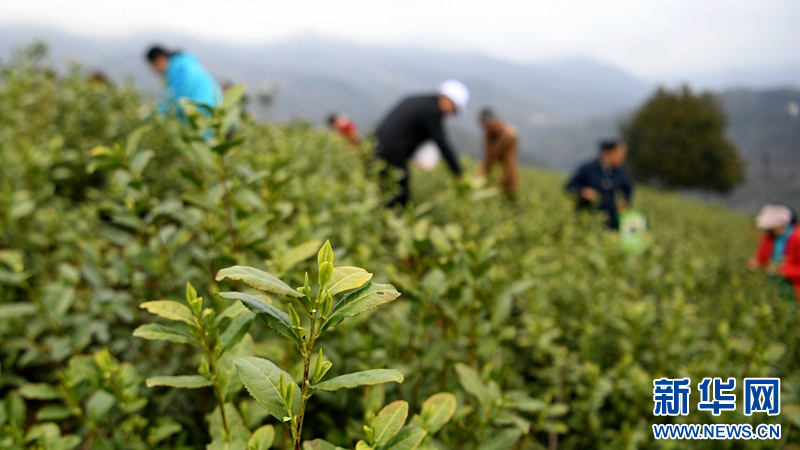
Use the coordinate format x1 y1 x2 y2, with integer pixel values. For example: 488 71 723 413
214 301 250 326
494 411 530 433
221 84 247 109
216 266 303 298
218 334 255 401
140 301 196 326
303 440 348 450
19 384 61 400
318 262 334 288
281 240 322 273
130 149 154 177
208 437 248 450
234 356 300 422
217 311 255 356
326 266 373 296
380 425 426 450
455 364 489 411
148 420 182 445
419 392 456 434
374 401 408 447
40 284 75 321
317 240 334 266
476 428 522 450
146 375 212 389
207 402 251 442
323 283 401 331
0 303 36 319
248 424 275 450
35 406 76 421
312 369 403 392
218 292 302 348
86 390 116 423
133 324 195 345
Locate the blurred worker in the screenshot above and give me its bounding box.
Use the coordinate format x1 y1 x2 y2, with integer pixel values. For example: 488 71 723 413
145 45 222 117
327 112 362 145
375 80 469 208
748 204 800 301
478 108 519 197
565 140 634 229
89 71 110 85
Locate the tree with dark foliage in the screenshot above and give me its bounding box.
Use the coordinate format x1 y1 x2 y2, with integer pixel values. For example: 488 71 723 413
621 86 745 194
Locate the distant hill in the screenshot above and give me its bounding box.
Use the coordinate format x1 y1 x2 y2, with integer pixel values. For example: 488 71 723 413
0 25 797 212
0 25 650 155
718 88 800 213
689 65 800 91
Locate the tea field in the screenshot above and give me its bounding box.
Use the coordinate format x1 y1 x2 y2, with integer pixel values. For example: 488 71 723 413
1 47 798 449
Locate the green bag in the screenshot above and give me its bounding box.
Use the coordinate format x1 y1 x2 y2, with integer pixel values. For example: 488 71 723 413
619 210 648 252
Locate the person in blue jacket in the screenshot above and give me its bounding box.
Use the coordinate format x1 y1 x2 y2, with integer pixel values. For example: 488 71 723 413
145 46 222 117
565 140 634 229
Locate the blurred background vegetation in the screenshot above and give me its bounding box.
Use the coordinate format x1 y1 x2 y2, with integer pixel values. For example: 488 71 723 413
1 27 798 213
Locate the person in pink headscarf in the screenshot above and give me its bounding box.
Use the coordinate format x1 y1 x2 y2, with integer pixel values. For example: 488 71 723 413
748 204 800 301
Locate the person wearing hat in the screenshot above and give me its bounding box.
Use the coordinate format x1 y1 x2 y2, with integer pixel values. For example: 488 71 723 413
565 140 633 229
748 204 800 301
145 45 222 118
374 80 469 208
477 107 519 198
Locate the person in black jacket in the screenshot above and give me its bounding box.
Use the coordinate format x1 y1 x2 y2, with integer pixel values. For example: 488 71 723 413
565 140 634 229
375 80 470 208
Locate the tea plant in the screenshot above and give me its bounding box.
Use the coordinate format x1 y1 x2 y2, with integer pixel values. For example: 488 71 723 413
304 392 456 450
4 349 172 449
215 240 404 449
133 282 265 448
454 363 568 449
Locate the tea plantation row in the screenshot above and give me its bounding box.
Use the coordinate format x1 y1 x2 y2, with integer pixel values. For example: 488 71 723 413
0 47 797 449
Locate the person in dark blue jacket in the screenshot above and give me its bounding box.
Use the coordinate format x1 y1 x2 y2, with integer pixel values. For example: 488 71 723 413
145 46 222 118
565 140 634 229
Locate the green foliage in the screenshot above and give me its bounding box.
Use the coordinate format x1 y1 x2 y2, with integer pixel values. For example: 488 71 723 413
0 44 795 450
134 281 258 447
622 85 746 193
217 240 403 448
304 392 456 450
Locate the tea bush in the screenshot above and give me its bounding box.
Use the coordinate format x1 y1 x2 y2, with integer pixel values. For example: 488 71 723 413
1 45 798 449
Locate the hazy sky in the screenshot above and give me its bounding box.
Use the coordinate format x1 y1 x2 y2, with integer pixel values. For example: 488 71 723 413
1 0 798 80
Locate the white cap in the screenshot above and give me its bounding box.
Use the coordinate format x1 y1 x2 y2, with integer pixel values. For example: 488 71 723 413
438 79 470 115
755 204 792 230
